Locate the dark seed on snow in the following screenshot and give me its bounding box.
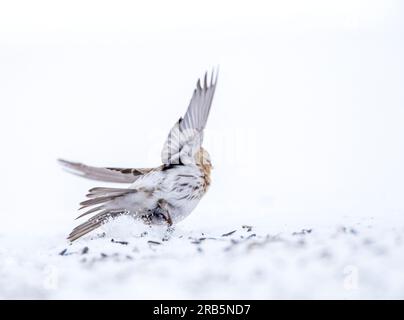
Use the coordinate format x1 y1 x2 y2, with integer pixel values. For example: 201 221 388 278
222 230 237 237
111 239 129 245
148 240 161 245
59 248 68 256
81 247 89 255
100 253 108 258
292 229 312 236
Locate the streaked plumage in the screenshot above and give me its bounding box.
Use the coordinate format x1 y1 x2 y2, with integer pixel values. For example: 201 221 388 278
59 70 218 241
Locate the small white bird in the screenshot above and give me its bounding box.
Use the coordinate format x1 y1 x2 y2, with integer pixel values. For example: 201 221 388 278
59 70 218 241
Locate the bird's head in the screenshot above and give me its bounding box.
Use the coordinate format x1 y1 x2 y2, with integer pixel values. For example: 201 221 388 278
195 147 212 170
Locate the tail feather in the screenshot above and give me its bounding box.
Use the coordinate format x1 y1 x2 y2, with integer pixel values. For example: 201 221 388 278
86 187 131 198
79 195 125 207
68 221 104 242
75 205 104 220
77 187 136 219
68 210 126 242
68 186 137 241
68 221 103 242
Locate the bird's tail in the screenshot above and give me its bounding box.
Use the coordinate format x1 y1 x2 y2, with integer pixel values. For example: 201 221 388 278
67 210 126 242
68 187 137 242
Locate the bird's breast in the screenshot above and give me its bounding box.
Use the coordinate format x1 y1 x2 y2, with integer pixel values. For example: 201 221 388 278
157 165 210 222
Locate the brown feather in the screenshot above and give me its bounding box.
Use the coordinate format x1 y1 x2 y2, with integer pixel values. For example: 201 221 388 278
75 205 104 220
58 158 160 183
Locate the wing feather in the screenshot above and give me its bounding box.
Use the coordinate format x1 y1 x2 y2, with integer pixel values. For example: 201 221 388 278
58 159 159 183
161 69 218 164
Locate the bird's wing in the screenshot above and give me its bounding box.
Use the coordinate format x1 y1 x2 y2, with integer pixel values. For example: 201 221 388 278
58 159 160 183
161 69 218 165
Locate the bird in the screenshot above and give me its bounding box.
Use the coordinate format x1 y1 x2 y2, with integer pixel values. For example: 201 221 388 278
58 69 218 241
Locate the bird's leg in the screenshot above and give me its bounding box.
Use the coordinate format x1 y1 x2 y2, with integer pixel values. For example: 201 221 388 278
155 199 173 226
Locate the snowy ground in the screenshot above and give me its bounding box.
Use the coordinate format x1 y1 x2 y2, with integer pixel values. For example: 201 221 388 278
1 214 403 299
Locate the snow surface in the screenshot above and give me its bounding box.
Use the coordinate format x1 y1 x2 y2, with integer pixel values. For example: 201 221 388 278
1 214 403 299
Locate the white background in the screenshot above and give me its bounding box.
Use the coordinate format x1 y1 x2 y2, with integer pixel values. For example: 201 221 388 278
0 0 403 299
1 0 403 230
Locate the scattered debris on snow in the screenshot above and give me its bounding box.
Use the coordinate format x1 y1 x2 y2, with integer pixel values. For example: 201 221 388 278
1 216 403 299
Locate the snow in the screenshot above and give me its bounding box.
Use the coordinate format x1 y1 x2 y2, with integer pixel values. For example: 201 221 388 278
1 1 404 299
1 213 403 299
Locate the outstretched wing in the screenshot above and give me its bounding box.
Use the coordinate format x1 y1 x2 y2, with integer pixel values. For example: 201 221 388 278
58 159 159 183
161 69 218 165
